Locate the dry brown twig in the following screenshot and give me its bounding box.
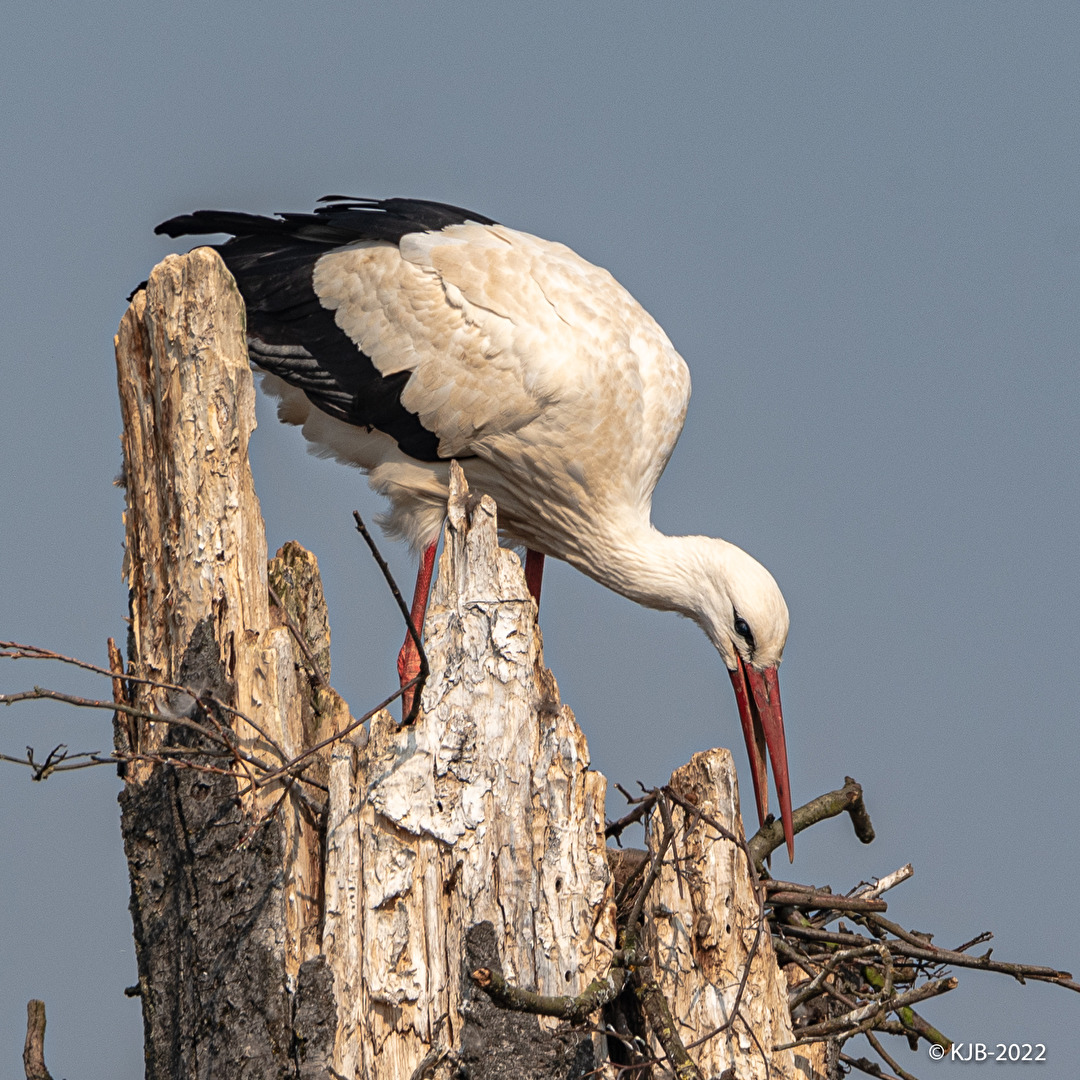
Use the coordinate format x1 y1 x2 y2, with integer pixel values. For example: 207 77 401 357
353 510 429 723
0 515 432 789
747 775 874 872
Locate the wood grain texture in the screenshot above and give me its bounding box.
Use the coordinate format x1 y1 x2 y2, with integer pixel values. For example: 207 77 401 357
644 750 828 1079
115 251 343 1078
322 463 616 1080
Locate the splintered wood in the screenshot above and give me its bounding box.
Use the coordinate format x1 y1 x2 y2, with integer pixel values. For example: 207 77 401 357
323 463 617 1080
115 250 344 992
115 249 314 798
646 753 826 1080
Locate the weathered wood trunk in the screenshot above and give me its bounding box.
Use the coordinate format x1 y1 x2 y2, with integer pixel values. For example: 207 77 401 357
114 249 825 1079
644 752 827 1079
115 250 348 1079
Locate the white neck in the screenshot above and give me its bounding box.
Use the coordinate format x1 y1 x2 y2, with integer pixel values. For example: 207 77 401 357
567 517 735 628
556 511 789 672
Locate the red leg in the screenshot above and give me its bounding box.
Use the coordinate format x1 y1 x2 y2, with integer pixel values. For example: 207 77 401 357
398 540 437 721
524 548 545 608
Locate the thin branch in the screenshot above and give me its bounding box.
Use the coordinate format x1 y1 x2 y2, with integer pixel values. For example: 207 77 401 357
625 791 676 932
1 640 215 699
787 945 881 1011
1 685 161 718
862 913 936 951
470 966 628 1022
953 931 993 954
253 681 412 788
772 937 859 1012
894 1004 951 1051
768 891 887 914
865 1031 920 1080
200 695 290 772
779 923 1079 992
3 640 130 679
0 654 390 797
775 977 957 1047
857 864 914 901
748 776 873 871
606 790 659 840
353 511 428 723
838 1051 904 1080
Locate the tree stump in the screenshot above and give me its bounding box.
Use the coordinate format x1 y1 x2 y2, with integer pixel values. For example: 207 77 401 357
644 752 827 1079
321 461 616 1080
113 248 825 1079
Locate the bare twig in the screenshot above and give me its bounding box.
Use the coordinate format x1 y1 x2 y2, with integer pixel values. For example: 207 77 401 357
768 891 887 914
865 1031 919 1080
606 790 659 840
3 640 129 679
775 977 957 1047
1 684 159 718
625 791 676 932
787 945 881 1011
857 864 914 902
839 1050 904 1080
779 923 1079 992
1 640 213 697
773 936 859 1011
353 511 428 723
470 966 628 1022
253 681 411 788
748 776 873 871
953 931 993 954
862 914 935 951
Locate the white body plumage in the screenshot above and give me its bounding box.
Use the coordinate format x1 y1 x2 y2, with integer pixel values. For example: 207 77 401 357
261 223 690 565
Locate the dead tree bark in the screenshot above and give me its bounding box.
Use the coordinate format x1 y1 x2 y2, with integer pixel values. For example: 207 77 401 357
644 753 828 1079
23 1000 53 1080
113 249 825 1079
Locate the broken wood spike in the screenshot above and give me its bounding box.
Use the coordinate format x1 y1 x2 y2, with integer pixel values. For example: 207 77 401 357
23 999 53 1080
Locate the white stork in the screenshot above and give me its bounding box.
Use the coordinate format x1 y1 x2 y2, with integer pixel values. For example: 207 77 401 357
157 197 795 859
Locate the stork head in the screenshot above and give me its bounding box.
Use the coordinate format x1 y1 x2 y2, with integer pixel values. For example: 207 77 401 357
697 542 794 861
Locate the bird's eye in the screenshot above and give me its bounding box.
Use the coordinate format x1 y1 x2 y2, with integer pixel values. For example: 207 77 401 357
733 614 755 650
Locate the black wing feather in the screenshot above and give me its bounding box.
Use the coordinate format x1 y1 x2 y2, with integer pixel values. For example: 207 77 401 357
154 197 497 462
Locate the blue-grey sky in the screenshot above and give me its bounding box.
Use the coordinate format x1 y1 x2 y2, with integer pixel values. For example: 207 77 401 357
1 4 1076 1076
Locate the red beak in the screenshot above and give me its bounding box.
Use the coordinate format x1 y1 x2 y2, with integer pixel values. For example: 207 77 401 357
728 655 794 861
